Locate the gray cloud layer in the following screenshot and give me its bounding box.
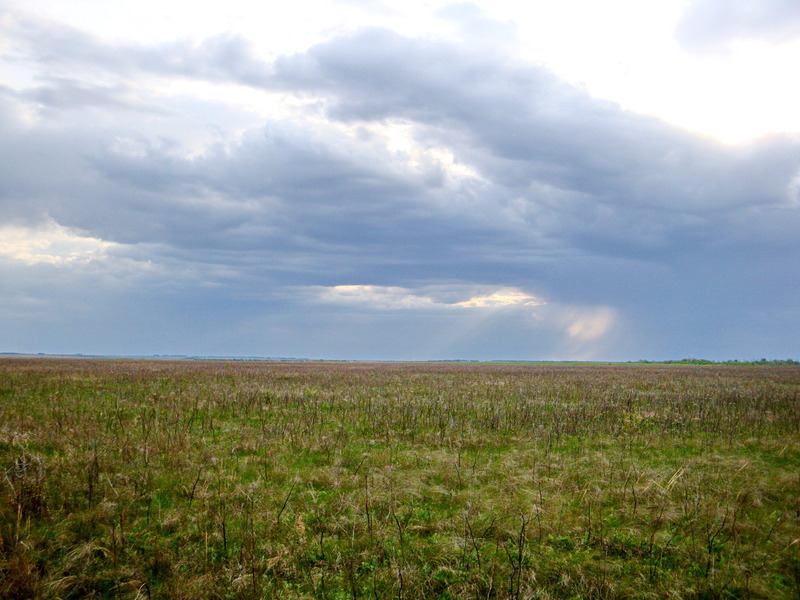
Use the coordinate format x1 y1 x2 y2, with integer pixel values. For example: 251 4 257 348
2 9 799 359
676 0 800 51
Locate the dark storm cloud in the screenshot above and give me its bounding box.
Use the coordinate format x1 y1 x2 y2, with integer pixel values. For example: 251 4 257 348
676 0 800 51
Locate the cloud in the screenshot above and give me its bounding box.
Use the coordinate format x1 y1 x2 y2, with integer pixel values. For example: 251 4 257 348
4 24 799 274
22 77 170 114
453 288 544 308
271 28 800 212
316 285 437 309
0 220 117 265
313 284 543 310
3 11 271 86
676 0 800 51
1 11 799 359
308 283 620 359
563 307 616 342
435 2 517 45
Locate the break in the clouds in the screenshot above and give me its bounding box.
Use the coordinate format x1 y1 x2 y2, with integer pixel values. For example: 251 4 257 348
1 0 799 360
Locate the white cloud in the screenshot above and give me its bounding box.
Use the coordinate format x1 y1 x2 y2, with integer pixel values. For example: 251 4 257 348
316 285 437 310
0 221 117 265
453 288 544 308
563 307 617 341
314 284 543 311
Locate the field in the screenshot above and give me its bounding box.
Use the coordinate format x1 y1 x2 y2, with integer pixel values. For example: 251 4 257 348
1 358 799 599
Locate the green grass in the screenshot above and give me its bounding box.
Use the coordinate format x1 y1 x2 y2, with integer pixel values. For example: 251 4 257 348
1 358 799 599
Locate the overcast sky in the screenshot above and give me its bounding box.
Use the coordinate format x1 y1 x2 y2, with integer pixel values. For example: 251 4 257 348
1 0 799 360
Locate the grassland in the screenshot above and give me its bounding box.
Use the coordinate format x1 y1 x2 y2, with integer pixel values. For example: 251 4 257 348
1 358 799 599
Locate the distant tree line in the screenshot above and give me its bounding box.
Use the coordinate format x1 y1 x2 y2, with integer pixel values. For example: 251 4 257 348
635 358 799 366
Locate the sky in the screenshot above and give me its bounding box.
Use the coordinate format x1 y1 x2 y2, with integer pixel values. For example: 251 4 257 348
1 0 799 361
